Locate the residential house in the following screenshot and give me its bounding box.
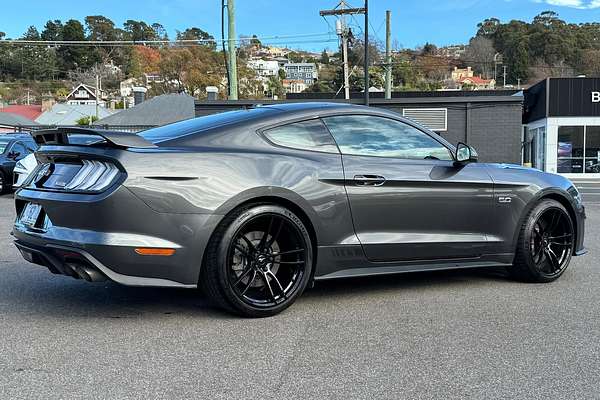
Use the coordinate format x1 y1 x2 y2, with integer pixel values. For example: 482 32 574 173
66 84 108 107
451 67 495 90
283 79 308 94
263 46 290 58
0 112 38 132
283 63 318 86
456 76 496 90
36 104 116 126
0 105 43 121
439 45 466 59
247 60 280 77
94 93 195 127
144 72 164 85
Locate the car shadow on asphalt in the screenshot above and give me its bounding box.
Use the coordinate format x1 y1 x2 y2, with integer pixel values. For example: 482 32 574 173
2 265 512 320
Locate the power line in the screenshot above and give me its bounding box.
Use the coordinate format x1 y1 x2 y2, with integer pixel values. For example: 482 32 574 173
0 32 335 47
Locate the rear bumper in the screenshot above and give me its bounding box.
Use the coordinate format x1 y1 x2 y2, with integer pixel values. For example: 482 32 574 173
14 240 196 287
13 186 223 286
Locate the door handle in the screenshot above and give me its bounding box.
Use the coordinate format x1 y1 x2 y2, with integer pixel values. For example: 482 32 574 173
353 175 386 186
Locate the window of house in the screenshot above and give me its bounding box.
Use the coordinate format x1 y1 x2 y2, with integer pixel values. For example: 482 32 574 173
262 119 339 154
322 115 452 160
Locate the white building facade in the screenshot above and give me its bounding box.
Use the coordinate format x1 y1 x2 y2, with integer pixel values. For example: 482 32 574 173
524 77 600 178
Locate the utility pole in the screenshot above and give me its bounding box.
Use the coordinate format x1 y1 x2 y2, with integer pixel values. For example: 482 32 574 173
384 10 392 99
95 74 100 120
517 78 521 90
336 20 350 99
493 53 500 82
320 2 367 103
364 0 369 106
503 65 507 88
227 0 238 100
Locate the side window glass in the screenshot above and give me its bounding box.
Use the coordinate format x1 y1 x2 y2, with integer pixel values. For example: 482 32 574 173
263 119 339 154
323 115 452 160
11 143 27 158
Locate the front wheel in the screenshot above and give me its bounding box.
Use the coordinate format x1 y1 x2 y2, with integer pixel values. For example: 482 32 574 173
200 204 313 317
0 171 7 194
509 199 575 283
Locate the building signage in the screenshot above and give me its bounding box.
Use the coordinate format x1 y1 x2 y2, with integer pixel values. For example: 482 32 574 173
592 91 600 103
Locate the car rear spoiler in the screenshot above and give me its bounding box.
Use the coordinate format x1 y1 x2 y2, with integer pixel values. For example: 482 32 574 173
30 127 157 149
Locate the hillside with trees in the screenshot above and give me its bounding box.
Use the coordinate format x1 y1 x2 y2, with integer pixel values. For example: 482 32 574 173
472 11 600 83
2 11 600 103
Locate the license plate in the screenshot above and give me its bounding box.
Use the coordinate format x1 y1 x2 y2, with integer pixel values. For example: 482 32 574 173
19 203 42 227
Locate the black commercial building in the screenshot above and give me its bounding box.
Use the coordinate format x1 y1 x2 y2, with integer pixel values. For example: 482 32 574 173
195 90 524 164
524 77 600 176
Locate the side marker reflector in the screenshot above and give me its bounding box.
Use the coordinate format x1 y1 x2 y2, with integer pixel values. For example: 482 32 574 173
134 248 176 256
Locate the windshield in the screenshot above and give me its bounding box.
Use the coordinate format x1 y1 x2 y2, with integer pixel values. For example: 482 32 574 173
0 139 10 154
139 108 277 143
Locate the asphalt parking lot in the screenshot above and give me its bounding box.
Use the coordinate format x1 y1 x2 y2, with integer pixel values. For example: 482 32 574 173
0 191 598 400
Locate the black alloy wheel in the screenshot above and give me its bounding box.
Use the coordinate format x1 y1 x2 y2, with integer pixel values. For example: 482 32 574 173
0 171 6 194
530 207 574 277
201 204 313 317
510 199 575 282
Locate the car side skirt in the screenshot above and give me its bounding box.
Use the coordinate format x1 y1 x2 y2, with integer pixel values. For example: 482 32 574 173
314 244 514 280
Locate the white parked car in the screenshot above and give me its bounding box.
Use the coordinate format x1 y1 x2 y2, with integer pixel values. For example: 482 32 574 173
13 153 38 189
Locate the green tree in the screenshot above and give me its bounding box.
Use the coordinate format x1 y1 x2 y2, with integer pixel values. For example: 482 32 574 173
123 20 157 42
41 20 63 41
59 19 89 72
176 27 215 49
76 115 99 125
250 34 261 47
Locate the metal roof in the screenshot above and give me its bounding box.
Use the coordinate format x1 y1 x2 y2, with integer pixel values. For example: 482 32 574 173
94 93 195 126
35 104 115 125
0 112 38 126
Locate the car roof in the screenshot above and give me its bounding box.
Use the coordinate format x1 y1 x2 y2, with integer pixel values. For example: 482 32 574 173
0 133 34 141
260 102 357 113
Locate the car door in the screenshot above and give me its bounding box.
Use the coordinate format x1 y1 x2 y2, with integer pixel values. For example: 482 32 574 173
322 114 495 263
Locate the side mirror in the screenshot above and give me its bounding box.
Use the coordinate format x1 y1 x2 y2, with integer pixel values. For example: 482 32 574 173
455 142 478 163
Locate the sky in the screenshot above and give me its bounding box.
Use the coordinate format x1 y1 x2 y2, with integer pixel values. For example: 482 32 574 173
2 0 600 51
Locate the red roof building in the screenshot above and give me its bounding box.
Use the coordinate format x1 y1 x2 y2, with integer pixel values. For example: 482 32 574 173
0 105 43 121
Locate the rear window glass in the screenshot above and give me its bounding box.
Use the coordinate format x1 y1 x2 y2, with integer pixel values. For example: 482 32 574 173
263 119 339 153
139 108 277 143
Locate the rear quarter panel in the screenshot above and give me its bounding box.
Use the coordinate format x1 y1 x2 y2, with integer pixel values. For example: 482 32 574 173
122 143 355 248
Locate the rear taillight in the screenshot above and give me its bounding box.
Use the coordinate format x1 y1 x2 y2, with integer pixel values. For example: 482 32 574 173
65 160 120 192
27 160 122 193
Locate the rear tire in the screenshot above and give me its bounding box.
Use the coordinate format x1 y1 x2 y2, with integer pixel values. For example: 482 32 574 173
200 204 313 317
508 199 574 283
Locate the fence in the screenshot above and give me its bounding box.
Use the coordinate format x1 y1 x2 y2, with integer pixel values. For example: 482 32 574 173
3 124 157 134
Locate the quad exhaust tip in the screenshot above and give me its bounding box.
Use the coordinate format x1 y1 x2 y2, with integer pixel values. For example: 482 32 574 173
66 263 107 282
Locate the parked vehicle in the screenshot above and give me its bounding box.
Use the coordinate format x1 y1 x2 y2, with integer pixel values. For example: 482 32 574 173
12 153 38 189
13 103 586 317
0 133 37 193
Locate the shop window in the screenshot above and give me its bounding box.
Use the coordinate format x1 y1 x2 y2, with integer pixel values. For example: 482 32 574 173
585 126 600 173
557 126 584 173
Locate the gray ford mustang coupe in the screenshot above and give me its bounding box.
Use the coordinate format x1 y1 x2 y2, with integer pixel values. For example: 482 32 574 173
13 102 586 317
